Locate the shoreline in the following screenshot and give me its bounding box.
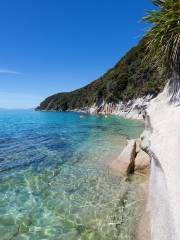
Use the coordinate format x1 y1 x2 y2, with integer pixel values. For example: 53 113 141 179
142 90 180 239
37 108 145 122
108 137 151 240
37 103 151 239
36 95 153 121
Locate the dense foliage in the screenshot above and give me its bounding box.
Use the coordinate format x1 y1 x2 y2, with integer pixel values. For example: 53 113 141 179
37 39 166 111
144 0 180 77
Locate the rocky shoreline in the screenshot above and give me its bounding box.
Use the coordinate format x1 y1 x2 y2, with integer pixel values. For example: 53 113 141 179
37 94 154 122
39 96 153 239
69 95 153 120
108 137 151 240
109 138 151 176
142 88 180 240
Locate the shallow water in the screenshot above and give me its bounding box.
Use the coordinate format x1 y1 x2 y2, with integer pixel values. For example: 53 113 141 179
0 110 144 240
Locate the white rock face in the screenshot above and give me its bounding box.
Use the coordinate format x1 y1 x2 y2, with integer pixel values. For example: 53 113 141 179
115 95 153 120
142 89 180 240
83 95 153 119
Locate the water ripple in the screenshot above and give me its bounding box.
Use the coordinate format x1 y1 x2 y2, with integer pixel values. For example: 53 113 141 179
0 110 144 240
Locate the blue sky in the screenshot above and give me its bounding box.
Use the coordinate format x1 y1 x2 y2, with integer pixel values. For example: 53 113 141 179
0 0 154 109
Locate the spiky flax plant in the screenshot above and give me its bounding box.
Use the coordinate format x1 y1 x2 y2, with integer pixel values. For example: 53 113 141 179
144 0 180 102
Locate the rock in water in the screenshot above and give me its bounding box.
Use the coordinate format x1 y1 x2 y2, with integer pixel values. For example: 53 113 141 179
135 138 141 154
134 150 151 174
109 139 136 176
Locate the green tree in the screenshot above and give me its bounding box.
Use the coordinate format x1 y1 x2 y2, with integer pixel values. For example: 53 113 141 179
144 0 180 102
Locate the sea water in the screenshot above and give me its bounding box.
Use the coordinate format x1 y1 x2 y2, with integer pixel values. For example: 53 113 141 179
0 110 144 240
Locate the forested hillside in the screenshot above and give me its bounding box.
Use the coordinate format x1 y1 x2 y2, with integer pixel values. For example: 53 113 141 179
36 39 165 111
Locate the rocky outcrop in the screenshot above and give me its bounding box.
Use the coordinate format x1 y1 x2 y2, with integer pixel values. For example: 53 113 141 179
109 138 151 176
109 139 136 176
109 137 151 240
78 95 153 120
135 150 151 174
142 88 180 240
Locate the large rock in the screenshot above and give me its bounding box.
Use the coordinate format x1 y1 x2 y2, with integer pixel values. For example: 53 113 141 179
134 150 151 173
142 90 180 240
135 138 141 154
109 139 136 176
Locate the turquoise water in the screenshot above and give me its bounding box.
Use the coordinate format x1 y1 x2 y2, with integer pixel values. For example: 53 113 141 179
0 110 144 240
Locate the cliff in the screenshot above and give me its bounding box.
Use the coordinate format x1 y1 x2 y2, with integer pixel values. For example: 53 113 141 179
141 85 180 240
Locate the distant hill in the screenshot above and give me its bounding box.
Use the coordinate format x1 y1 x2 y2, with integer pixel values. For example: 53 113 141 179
36 39 166 111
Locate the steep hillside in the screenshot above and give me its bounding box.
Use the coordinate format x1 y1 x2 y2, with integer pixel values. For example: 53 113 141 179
36 39 166 112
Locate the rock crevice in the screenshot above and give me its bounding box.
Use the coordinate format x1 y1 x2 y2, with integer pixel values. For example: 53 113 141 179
109 139 151 176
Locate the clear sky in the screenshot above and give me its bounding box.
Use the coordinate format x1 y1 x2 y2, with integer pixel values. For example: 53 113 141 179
0 0 154 109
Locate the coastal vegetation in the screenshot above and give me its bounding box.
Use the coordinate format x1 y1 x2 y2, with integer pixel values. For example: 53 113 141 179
36 0 180 112
144 0 180 77
36 38 166 111
144 0 180 102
